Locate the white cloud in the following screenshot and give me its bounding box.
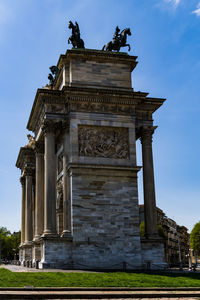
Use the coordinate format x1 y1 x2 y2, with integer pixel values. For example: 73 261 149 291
192 2 200 17
0 1 12 25
164 0 181 7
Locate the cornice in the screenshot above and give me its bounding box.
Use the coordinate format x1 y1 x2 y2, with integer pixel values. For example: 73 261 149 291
16 147 35 170
57 48 138 72
27 88 64 131
26 86 165 133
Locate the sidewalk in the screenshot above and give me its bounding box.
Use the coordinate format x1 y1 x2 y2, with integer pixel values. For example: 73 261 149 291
1 264 97 272
2 264 200 273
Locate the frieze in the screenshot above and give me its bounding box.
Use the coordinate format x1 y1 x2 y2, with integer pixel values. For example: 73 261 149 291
71 101 133 115
78 125 129 159
45 103 66 114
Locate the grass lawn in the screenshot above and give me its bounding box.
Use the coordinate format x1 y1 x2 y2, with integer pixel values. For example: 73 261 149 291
1 268 200 287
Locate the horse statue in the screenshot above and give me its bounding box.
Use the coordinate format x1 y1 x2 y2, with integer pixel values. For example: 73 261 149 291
102 27 131 52
68 21 85 49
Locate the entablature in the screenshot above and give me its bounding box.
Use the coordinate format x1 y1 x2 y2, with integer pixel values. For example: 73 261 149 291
27 86 165 139
16 147 35 172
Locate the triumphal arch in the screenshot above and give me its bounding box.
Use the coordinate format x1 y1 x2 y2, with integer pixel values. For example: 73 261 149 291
16 24 166 269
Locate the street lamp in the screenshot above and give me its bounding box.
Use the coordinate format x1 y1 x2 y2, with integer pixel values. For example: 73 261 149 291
189 249 192 270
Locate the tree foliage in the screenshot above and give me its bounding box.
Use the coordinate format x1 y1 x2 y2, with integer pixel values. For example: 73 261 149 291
190 222 200 256
0 227 21 260
140 221 145 237
140 221 167 239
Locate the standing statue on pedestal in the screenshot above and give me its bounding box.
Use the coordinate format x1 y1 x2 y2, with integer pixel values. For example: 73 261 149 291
48 66 60 87
102 26 131 52
68 21 85 49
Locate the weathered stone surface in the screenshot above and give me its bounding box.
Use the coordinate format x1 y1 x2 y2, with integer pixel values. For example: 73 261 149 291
141 239 167 269
39 240 72 269
68 60 132 90
78 125 129 159
70 166 142 269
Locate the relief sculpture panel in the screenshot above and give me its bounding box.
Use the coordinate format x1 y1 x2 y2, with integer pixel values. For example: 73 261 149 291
78 125 129 159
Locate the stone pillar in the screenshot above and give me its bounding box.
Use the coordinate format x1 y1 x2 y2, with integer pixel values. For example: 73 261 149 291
32 178 35 239
42 121 57 236
34 142 44 240
24 168 33 243
140 126 158 238
62 123 71 237
20 176 26 244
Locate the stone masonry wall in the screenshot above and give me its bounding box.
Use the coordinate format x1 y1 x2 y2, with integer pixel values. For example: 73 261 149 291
70 169 142 269
69 59 132 90
39 240 72 269
141 240 166 270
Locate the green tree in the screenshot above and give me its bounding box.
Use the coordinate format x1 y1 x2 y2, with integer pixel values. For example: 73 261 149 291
0 227 21 260
190 222 200 256
140 221 145 237
140 221 167 239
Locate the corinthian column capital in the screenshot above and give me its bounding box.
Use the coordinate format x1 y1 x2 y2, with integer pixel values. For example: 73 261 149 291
35 141 44 154
24 167 35 177
41 120 61 136
139 126 157 147
61 120 70 133
20 176 25 186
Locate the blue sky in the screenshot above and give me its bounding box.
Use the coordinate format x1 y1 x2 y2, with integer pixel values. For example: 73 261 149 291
0 0 199 232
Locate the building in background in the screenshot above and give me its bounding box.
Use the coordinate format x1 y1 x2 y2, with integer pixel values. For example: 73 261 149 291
139 205 190 267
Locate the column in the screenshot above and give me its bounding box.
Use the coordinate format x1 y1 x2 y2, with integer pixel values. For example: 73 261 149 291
32 178 35 239
20 176 26 244
24 168 33 243
62 122 71 237
42 121 57 236
140 126 158 238
34 142 44 240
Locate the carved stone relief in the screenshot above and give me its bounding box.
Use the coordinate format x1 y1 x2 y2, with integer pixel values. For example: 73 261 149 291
56 178 63 210
57 151 63 175
78 125 129 159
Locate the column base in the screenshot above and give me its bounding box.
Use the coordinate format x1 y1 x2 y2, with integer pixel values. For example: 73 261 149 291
41 231 59 238
141 237 167 270
61 230 72 238
24 241 33 246
33 235 42 242
145 233 161 240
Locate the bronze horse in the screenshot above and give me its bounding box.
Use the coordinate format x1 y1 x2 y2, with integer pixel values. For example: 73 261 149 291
102 28 131 52
68 21 85 49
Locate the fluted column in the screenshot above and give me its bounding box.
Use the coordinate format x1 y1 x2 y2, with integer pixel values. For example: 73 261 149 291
20 176 26 244
34 142 44 240
62 122 71 237
42 121 57 236
140 126 158 238
24 168 33 243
